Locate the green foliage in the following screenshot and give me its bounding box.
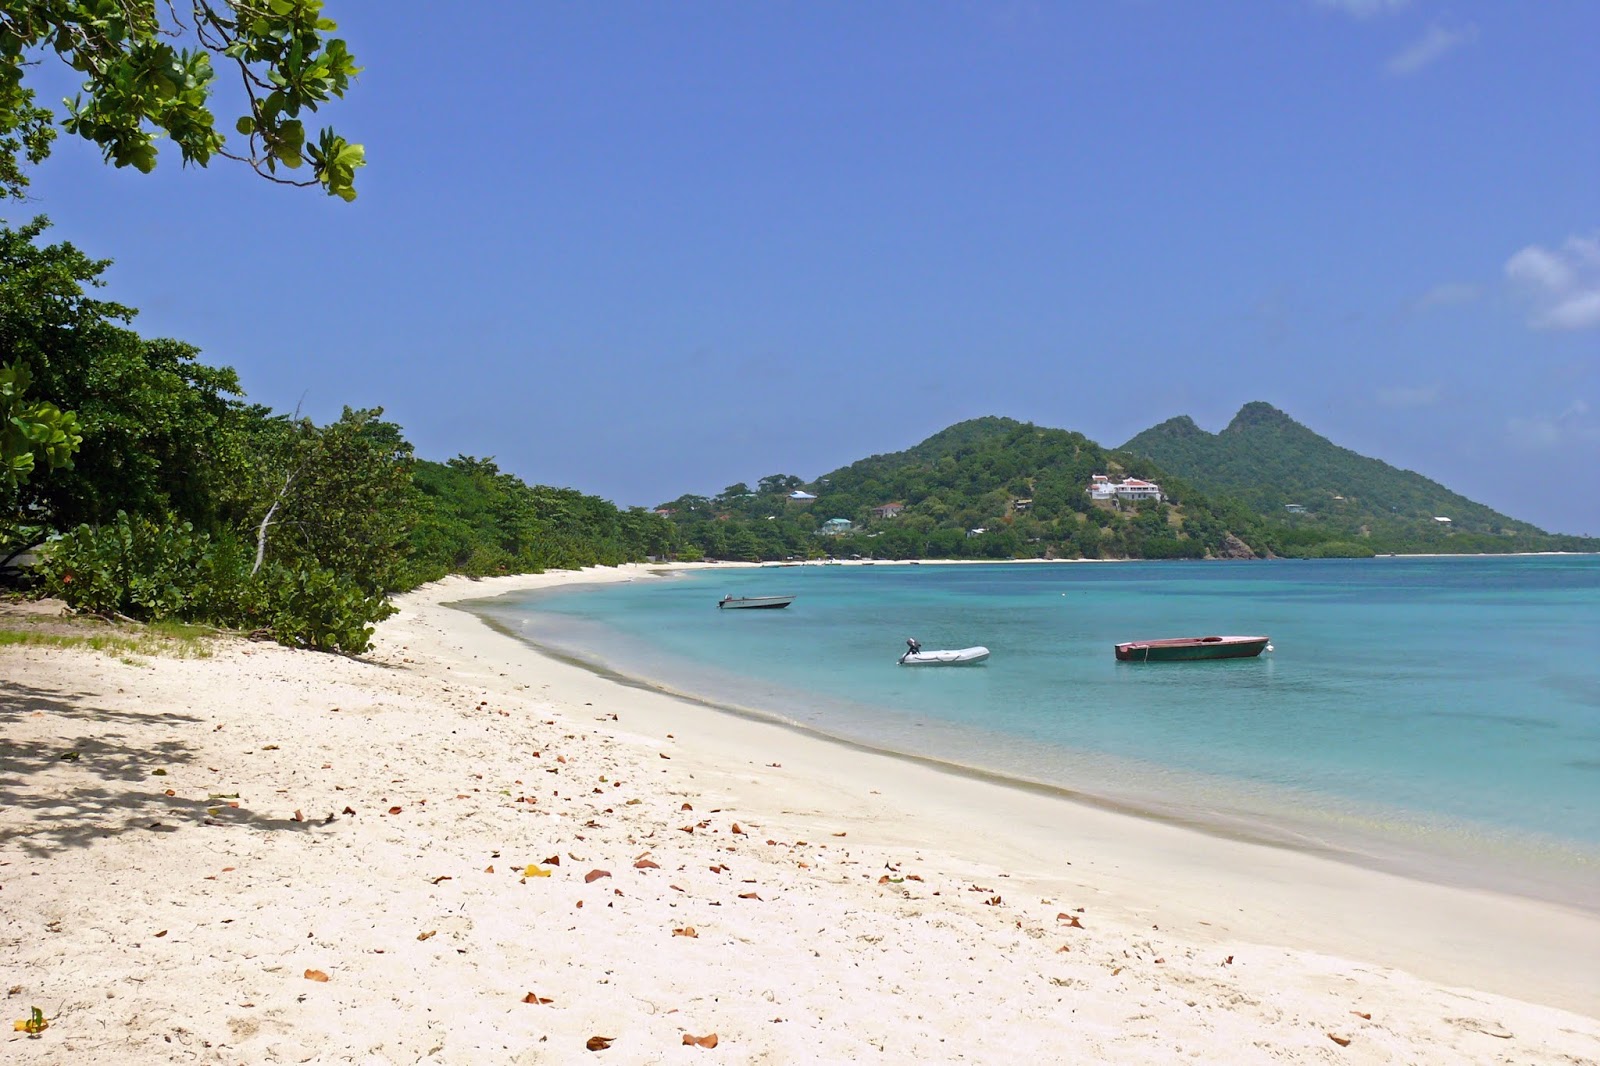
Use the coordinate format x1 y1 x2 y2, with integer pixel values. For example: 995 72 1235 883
253 406 419 592
0 0 363 199
1 360 81 489
0 218 251 531
406 456 675 582
38 511 391 653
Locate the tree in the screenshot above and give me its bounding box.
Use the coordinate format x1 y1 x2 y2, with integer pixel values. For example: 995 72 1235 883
757 473 802 496
1 0 363 200
1 218 250 535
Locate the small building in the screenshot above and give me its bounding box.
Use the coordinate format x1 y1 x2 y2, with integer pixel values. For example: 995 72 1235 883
872 502 905 519
1011 498 1033 513
819 518 853 535
1434 516 1452 524
653 508 676 516
967 527 987 538
1285 504 1306 514
787 490 817 503
1088 475 1163 503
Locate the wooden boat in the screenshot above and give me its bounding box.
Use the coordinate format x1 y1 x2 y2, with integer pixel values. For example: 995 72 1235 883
1114 635 1271 662
717 594 795 610
899 646 990 666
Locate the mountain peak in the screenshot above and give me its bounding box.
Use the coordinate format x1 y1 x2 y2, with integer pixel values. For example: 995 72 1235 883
1223 402 1299 434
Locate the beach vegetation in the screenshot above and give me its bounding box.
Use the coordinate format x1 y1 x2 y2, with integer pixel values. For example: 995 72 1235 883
1 220 669 652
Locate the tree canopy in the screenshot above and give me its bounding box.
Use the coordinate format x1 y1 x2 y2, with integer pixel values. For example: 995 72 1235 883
2 220 673 650
0 0 363 200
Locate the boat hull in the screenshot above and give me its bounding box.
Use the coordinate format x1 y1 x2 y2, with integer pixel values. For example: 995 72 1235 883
718 595 795 610
899 646 990 666
1114 636 1269 662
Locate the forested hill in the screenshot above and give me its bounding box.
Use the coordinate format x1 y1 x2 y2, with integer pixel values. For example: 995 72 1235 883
1122 402 1540 538
657 419 1264 561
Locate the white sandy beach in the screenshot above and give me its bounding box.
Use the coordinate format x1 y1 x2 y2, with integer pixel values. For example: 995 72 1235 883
4 563 1599 1064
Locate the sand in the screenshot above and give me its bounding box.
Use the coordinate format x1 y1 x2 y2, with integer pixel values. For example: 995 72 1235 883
4 563 1598 1064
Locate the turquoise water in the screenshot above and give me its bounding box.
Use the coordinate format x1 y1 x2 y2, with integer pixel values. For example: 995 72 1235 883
474 557 1600 905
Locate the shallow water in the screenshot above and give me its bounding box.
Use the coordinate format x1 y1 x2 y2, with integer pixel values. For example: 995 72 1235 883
474 557 1600 906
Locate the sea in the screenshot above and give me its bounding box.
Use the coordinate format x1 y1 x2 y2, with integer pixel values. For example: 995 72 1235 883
471 556 1600 909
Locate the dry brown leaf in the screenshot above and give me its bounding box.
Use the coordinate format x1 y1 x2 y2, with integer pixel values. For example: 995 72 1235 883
682 1032 719 1047
417 930 436 941
659 753 670 759
387 806 402 815
678 825 695 834
1223 955 1234 965
1328 1034 1351 1047
432 875 452 884
738 892 762 900
585 869 612 883
292 809 304 822
1111 967 1123 976
342 806 356 815
906 874 923 882
1056 913 1083 928
543 854 561 866
1056 945 1069 953
673 927 698 938
731 823 744 834
154 929 168 938
522 992 553 1004
164 789 176 796
634 859 660 869
585 1035 613 1051
304 969 330 982
484 865 495 874
832 831 847 837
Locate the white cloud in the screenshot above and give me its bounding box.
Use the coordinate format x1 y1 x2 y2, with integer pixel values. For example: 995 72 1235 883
1505 232 1600 331
1316 0 1411 17
1507 400 1600 451
1412 282 1481 312
1377 385 1440 408
1386 23 1478 75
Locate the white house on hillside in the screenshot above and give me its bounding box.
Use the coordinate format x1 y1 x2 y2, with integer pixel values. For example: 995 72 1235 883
1088 474 1163 503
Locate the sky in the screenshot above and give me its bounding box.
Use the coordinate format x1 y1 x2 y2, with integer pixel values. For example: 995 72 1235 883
14 1 1600 533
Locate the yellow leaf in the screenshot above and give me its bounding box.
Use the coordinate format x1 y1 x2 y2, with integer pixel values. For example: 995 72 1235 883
524 864 552 878
14 1007 48 1034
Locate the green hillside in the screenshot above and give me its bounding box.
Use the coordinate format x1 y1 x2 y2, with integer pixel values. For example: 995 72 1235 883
1121 402 1596 554
658 419 1265 561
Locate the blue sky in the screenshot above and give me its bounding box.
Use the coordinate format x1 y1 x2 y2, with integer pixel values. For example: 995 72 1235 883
16 1 1600 532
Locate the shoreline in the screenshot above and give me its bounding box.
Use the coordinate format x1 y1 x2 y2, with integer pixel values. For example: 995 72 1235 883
430 571 1600 1019
469 562 1600 918
5 562 1599 1062
470 588 1600 917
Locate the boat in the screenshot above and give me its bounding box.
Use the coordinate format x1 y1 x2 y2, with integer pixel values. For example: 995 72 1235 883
1114 635 1271 662
898 646 990 666
717 594 795 610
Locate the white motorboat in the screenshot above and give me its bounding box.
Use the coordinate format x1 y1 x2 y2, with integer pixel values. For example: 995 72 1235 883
898 646 990 666
717 594 795 610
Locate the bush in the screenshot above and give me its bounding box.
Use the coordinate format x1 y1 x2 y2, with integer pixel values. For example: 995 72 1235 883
39 512 394 653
